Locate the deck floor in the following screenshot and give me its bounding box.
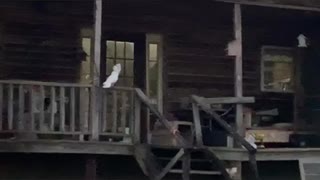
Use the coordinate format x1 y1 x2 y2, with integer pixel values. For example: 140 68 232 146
0 141 319 162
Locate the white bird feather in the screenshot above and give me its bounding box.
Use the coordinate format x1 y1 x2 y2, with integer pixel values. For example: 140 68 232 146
103 64 121 88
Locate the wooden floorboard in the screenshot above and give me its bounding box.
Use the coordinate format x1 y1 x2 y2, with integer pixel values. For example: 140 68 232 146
0 140 134 155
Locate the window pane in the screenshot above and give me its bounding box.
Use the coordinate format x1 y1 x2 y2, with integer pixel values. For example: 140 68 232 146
148 61 158 98
125 42 134 59
116 41 125 58
106 59 114 75
82 38 91 57
116 60 125 76
262 47 294 92
126 60 134 77
106 41 115 58
149 44 158 61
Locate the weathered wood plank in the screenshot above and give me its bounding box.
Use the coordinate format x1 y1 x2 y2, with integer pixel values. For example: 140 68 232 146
134 96 141 144
29 86 35 131
234 3 245 138
112 91 118 133
8 84 14 130
155 148 185 180
50 87 55 131
192 103 204 146
59 87 65 132
39 85 45 131
102 90 108 132
120 91 127 134
70 87 76 132
18 85 25 130
204 97 254 104
182 150 191 180
90 0 103 141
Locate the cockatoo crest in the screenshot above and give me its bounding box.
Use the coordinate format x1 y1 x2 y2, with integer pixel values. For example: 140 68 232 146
103 64 121 88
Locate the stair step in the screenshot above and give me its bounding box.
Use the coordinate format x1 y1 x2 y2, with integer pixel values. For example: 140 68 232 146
169 169 222 175
157 157 209 163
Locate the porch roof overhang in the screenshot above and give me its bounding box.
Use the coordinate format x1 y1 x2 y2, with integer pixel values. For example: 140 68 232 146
215 0 320 12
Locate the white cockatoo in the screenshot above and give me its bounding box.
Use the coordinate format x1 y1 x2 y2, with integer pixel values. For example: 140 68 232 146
103 64 121 88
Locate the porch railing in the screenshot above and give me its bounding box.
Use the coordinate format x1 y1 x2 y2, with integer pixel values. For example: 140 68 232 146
0 80 139 143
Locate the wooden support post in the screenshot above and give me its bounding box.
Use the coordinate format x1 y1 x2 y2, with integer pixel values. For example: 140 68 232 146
182 150 191 180
294 47 306 131
85 156 97 180
234 3 245 139
91 0 103 140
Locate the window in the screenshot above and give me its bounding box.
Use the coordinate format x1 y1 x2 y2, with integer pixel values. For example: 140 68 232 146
146 34 163 112
106 41 134 87
261 46 294 93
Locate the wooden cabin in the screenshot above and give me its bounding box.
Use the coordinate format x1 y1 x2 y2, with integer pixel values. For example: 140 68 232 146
1 0 320 180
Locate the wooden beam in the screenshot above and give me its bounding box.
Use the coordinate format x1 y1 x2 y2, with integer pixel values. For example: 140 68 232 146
233 3 245 138
155 148 185 180
214 0 320 12
91 0 103 140
192 103 204 146
182 150 191 180
204 97 255 104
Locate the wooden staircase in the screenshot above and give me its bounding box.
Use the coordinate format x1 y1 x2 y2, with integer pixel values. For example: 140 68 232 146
133 89 260 180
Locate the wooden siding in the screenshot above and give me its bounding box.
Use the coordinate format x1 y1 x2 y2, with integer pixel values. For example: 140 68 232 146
0 1 93 82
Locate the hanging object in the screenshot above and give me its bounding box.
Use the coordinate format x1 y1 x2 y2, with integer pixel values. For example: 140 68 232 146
297 34 308 48
226 39 240 56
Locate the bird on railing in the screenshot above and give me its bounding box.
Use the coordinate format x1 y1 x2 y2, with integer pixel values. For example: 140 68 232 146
103 64 121 88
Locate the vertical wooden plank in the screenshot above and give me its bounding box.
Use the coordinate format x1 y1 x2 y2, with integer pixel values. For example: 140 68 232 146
85 156 97 180
29 86 35 131
102 90 107 132
182 150 191 180
90 0 103 140
192 103 203 146
60 87 65 132
294 48 305 131
134 95 141 144
50 87 56 131
39 86 45 131
70 87 76 132
0 84 3 130
112 91 118 133
18 85 25 130
120 91 127 134
8 84 14 130
234 4 245 139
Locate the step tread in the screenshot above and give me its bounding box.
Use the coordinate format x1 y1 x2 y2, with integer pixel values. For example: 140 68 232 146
169 169 222 175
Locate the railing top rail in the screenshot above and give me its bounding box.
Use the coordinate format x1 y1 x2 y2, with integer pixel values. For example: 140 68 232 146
0 80 136 91
0 80 92 88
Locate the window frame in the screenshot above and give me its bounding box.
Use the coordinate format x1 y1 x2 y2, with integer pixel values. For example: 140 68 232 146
260 45 295 93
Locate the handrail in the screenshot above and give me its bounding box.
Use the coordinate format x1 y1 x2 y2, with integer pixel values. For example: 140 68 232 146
191 95 260 180
134 88 190 148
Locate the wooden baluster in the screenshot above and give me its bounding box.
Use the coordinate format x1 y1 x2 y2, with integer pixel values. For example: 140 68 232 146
70 87 76 132
29 86 35 131
120 91 127 134
59 87 65 132
0 84 3 131
134 95 141 144
102 90 107 132
112 91 118 133
18 85 25 130
50 87 56 131
80 87 90 138
8 84 13 130
39 86 45 131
